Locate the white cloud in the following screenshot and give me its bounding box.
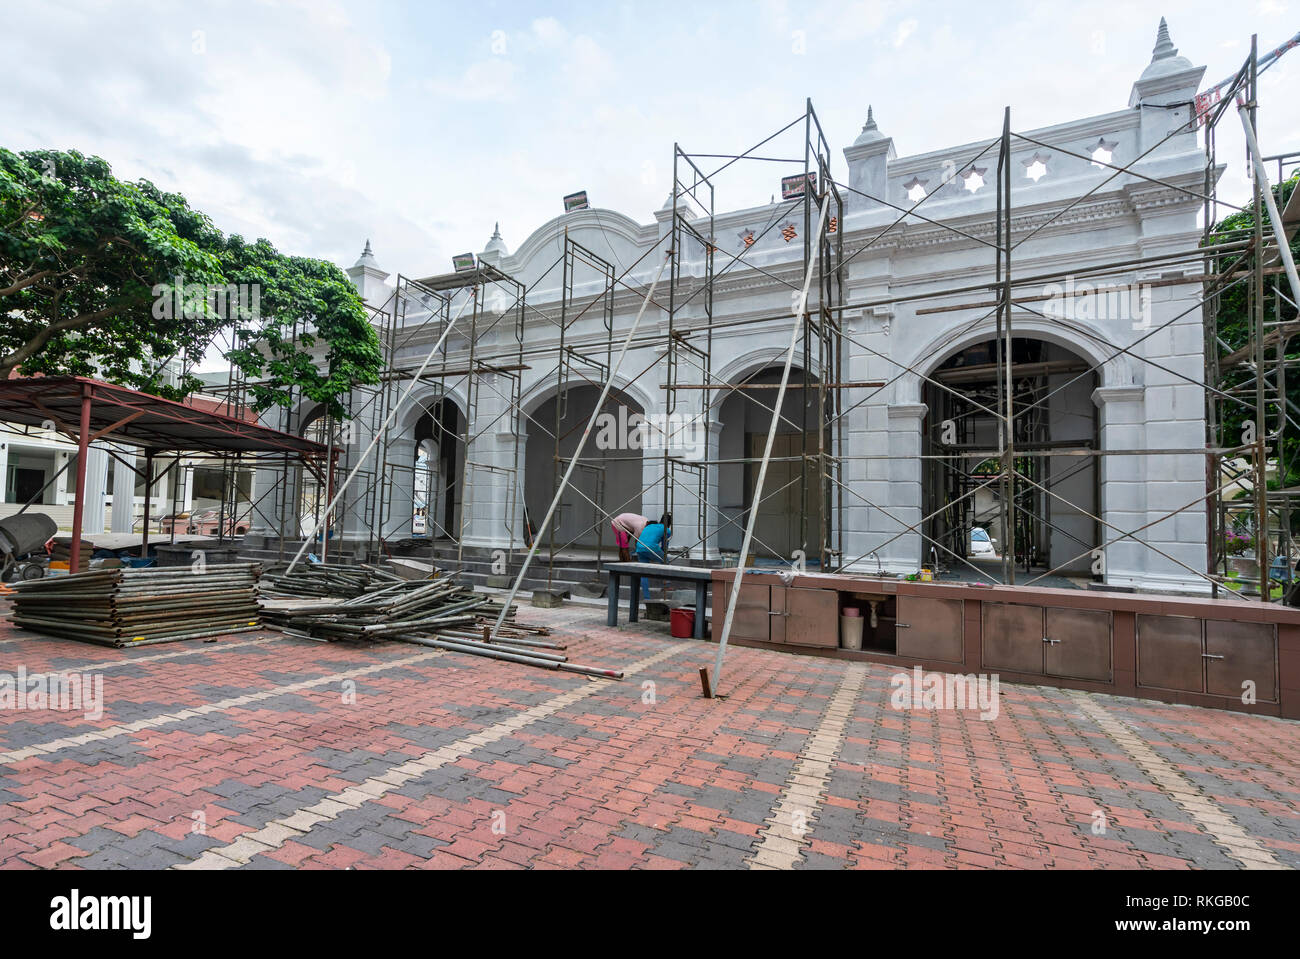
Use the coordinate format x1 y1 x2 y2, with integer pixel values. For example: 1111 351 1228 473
893 18 919 48
427 58 520 102
2 0 1296 289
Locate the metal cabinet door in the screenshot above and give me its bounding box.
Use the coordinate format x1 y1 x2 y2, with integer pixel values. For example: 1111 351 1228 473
981 603 1045 675
1136 614 1204 692
896 595 964 664
1204 621 1278 702
721 582 773 643
773 587 840 648
1044 607 1112 682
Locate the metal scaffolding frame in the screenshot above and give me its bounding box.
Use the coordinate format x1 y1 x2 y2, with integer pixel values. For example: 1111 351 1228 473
182 33 1298 650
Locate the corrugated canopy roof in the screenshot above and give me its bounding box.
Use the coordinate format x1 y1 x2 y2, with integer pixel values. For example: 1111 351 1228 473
0 377 326 456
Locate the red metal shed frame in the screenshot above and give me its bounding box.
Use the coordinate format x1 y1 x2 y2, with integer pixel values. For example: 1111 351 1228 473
0 377 326 570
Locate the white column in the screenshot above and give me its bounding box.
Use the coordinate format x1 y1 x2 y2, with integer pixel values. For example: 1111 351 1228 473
111 452 135 533
54 450 71 505
1094 386 1149 588
841 307 900 573
700 419 723 561
463 372 545 553
181 460 194 514
382 436 417 540
83 445 109 534
884 403 927 570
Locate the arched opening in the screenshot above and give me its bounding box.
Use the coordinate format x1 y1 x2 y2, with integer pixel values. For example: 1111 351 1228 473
525 384 644 554
413 398 465 541
922 336 1100 580
715 366 828 563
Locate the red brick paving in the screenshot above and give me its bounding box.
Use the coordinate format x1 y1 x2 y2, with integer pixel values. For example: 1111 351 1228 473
0 595 1297 869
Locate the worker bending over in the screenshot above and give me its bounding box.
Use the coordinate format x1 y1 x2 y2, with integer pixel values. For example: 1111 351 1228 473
611 513 649 562
611 512 672 564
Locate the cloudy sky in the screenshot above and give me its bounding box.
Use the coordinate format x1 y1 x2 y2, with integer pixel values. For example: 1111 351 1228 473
2 0 1296 283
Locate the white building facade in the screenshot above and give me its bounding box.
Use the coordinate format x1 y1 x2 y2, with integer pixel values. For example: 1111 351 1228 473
261 22 1213 593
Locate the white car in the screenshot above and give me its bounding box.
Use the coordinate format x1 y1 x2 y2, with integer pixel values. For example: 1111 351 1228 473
970 528 996 556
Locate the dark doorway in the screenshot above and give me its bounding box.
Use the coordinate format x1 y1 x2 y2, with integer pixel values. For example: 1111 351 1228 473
13 467 45 505
923 337 1099 578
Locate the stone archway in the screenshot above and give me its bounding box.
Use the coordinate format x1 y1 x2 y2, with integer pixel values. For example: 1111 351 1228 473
713 365 826 562
523 383 645 554
921 335 1100 577
412 397 466 540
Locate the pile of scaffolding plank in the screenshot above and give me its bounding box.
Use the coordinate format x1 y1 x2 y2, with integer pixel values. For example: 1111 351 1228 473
9 564 262 647
260 563 624 679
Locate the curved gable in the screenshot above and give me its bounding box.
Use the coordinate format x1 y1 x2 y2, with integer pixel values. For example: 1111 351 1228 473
505 209 654 296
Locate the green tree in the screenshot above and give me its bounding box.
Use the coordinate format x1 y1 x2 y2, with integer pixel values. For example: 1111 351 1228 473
0 148 381 418
1208 173 1299 490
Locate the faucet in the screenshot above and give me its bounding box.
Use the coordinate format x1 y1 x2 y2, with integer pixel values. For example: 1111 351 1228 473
870 551 883 575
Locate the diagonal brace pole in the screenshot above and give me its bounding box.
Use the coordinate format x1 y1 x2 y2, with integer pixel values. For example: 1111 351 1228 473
1238 104 1300 309
710 193 830 695
489 247 672 639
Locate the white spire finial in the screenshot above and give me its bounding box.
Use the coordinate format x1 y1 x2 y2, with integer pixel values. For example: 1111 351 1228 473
1152 17 1177 61
852 105 886 146
482 222 508 256
352 239 378 269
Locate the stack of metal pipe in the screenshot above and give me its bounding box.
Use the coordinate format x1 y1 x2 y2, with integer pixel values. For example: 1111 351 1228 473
261 565 624 680
9 563 262 647
260 577 507 640
259 562 403 599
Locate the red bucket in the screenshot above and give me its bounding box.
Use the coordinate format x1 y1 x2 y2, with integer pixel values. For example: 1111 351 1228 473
669 607 696 638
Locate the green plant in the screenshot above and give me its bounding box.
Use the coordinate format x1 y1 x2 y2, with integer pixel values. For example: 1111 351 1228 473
1207 172 1300 523
1 148 381 418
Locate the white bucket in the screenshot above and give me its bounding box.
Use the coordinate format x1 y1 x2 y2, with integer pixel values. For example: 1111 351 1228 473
840 613 864 651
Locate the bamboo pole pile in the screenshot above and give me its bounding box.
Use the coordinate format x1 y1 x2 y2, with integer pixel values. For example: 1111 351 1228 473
9 564 262 647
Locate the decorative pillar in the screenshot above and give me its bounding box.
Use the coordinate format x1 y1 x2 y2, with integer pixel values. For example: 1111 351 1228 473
382 436 417 540
842 106 896 220
1093 386 1148 588
54 450 71 506
83 444 109 534
884 403 927 569
111 453 135 533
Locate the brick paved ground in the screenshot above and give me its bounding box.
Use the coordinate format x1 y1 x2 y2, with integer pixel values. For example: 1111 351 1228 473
0 594 1297 870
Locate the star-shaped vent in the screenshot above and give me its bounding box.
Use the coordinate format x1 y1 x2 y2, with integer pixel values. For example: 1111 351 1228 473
1090 137 1118 168
961 165 988 193
1022 152 1050 183
903 176 928 203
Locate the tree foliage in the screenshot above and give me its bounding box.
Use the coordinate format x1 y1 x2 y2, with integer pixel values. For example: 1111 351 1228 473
1208 173 1300 490
0 148 381 418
